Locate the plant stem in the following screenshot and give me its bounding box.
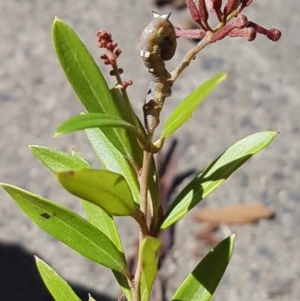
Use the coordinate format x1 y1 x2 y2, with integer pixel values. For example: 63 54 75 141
170 31 214 83
132 231 142 301
132 31 215 301
140 150 153 217
132 209 149 237
132 149 153 301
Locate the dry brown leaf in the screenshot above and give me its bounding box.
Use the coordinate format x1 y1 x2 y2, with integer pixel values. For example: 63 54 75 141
194 202 275 225
196 223 219 246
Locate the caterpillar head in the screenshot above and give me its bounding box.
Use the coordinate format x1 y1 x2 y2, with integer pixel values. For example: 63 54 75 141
140 12 177 61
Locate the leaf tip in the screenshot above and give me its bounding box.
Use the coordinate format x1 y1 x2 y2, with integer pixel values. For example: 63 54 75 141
0 183 14 195
54 131 61 138
0 182 10 190
218 72 228 83
29 144 41 152
34 255 41 263
53 16 62 24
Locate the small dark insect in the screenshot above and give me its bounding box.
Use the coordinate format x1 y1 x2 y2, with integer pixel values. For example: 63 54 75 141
40 212 51 219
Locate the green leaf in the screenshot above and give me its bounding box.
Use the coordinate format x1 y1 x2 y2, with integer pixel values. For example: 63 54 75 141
29 145 131 298
55 113 146 143
161 73 227 139
35 256 82 301
161 131 278 229
30 145 90 172
52 17 113 114
140 237 162 301
171 234 235 301
1 183 127 273
30 146 124 246
85 128 141 201
81 202 132 301
81 202 121 248
30 145 124 249
57 169 137 216
52 18 143 176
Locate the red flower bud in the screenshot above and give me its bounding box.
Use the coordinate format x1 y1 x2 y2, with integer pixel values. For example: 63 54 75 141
224 0 240 17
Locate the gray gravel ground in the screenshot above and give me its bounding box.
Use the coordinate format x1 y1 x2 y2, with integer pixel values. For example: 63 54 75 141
0 0 299 300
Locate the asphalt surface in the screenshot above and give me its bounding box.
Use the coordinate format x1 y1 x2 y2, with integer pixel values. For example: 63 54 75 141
0 1 299 300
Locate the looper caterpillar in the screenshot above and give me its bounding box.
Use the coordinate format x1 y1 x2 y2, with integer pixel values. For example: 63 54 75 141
140 12 176 135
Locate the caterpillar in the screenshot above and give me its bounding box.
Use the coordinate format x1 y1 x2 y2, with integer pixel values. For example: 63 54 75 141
140 12 177 134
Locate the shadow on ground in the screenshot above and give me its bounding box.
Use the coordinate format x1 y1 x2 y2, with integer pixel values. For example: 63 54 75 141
0 243 114 301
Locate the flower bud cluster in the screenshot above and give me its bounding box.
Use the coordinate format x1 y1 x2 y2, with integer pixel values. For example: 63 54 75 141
177 0 281 42
97 30 122 64
97 30 133 89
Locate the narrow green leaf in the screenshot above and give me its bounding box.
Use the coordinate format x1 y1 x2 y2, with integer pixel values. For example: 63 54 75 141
171 234 235 301
52 17 113 114
30 145 90 172
52 17 122 154
161 131 278 229
80 202 133 301
1 183 127 273
55 113 137 135
53 17 142 137
85 128 141 201
161 73 227 139
52 18 143 174
86 127 159 227
30 146 124 248
81 202 121 249
30 145 124 250
29 145 131 298
140 237 162 301
57 169 137 216
35 256 82 301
